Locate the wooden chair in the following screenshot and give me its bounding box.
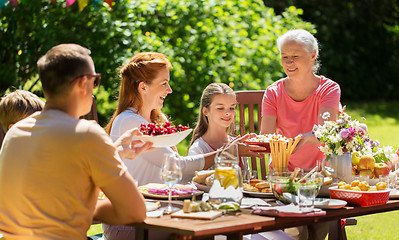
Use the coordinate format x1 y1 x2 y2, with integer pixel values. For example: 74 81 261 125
235 91 357 236
234 90 268 179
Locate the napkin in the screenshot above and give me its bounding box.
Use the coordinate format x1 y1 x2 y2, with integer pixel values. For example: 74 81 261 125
240 198 271 208
251 204 326 217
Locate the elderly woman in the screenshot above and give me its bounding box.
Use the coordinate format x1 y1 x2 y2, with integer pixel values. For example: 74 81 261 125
260 29 341 240
260 29 341 172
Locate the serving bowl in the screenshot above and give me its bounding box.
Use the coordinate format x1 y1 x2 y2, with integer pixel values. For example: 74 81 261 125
269 171 324 204
136 129 192 148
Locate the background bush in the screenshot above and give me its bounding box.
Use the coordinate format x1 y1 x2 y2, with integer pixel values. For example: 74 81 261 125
264 0 399 101
0 0 314 126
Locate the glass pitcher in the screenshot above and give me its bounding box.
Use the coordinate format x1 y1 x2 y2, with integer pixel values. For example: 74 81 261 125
209 143 243 207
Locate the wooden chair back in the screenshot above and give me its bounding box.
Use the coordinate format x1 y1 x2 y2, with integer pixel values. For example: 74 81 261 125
234 90 269 179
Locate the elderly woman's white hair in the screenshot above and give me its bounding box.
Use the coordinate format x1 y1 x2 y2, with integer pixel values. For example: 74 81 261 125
277 29 321 73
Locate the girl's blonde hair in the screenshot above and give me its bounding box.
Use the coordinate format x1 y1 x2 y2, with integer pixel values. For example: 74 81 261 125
189 83 236 147
105 52 172 134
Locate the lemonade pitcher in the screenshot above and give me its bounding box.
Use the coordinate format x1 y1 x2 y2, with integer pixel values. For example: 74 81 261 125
209 143 243 207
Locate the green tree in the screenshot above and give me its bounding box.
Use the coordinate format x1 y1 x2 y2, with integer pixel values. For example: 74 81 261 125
1 0 314 127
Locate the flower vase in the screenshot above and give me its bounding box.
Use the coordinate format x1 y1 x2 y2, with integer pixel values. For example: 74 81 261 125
329 153 352 183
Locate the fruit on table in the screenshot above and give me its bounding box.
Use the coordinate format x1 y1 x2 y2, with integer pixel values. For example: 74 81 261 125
139 122 190 136
338 180 386 191
357 155 376 170
376 182 387 190
358 169 374 179
374 162 390 178
351 152 361 166
214 167 239 189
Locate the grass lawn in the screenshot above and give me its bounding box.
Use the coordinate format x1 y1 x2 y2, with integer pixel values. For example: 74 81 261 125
88 101 399 238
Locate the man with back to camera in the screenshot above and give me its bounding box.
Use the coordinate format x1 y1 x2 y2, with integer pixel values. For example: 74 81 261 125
0 43 154 239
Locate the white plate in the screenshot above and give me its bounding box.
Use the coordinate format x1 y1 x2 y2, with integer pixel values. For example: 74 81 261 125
136 129 192 148
389 189 399 199
242 190 274 198
314 198 347 209
193 182 211 192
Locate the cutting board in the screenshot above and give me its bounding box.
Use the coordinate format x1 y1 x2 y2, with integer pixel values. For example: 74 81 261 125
171 210 222 220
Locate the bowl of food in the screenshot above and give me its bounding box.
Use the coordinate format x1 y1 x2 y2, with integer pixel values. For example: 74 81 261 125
269 171 324 204
137 122 192 147
329 180 390 206
245 134 291 153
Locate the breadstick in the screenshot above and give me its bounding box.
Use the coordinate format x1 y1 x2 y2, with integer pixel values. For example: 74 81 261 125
280 141 285 171
270 140 276 170
278 141 282 172
286 138 293 161
274 141 280 172
273 140 279 172
298 166 318 183
283 141 287 170
289 136 302 155
274 140 279 171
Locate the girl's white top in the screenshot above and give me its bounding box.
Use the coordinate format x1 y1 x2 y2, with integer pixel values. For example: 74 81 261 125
110 108 205 185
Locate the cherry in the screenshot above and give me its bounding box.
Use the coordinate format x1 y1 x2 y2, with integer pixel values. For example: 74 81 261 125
139 122 189 136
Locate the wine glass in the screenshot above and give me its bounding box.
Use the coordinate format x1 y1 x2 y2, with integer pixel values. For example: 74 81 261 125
159 153 183 214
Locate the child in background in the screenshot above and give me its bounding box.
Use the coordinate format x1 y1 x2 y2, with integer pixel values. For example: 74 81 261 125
0 89 45 133
189 82 293 240
189 83 236 155
189 83 262 159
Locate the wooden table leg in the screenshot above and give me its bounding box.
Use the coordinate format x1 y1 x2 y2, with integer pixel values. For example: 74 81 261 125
135 227 148 240
328 219 343 240
226 232 243 240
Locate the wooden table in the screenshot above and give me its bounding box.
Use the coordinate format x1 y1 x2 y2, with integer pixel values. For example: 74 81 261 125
131 199 399 240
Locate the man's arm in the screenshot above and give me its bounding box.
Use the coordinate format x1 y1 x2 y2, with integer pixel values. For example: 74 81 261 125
93 172 146 225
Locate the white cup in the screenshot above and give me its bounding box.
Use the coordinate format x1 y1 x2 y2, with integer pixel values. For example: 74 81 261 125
297 185 316 211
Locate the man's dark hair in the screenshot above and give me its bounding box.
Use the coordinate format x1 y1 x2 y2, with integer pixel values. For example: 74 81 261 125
37 44 92 98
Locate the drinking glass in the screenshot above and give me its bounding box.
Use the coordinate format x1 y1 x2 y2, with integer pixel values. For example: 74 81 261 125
209 143 243 207
297 185 316 211
395 162 399 190
159 153 182 214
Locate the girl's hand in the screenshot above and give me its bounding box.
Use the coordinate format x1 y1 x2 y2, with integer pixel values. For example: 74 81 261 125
114 128 155 160
237 143 267 157
236 133 267 157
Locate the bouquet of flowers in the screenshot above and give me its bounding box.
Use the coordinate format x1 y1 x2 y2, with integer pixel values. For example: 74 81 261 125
312 111 368 158
355 139 395 163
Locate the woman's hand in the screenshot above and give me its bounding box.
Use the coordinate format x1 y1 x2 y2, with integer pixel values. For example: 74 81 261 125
291 131 319 154
236 133 267 157
114 128 155 160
